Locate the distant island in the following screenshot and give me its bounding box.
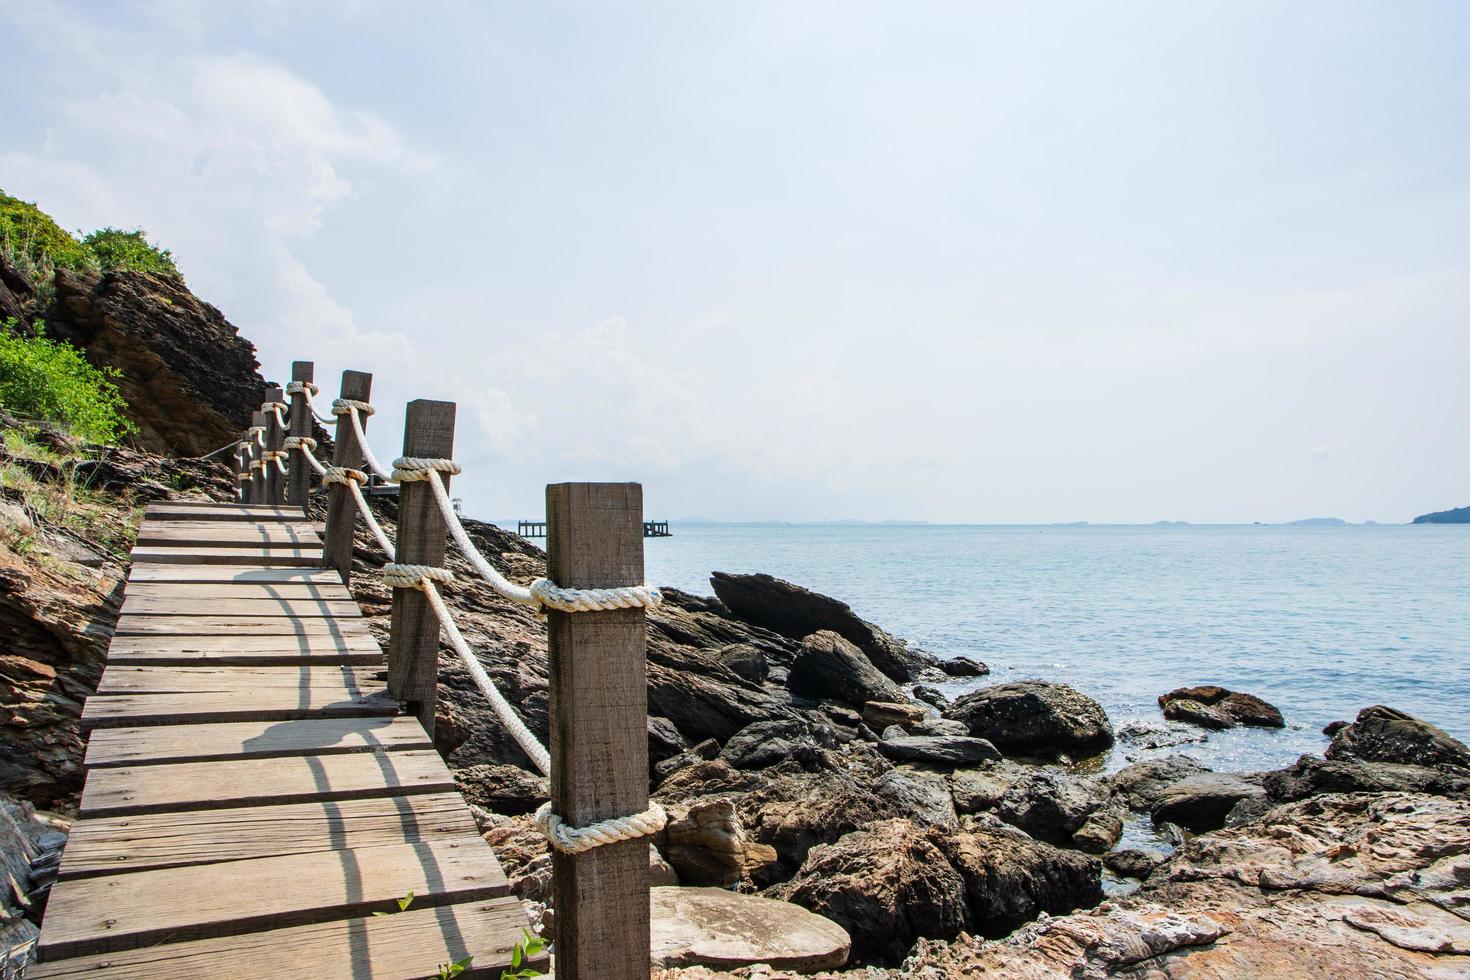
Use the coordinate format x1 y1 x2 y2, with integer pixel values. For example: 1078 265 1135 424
1286 517 1349 527
1153 520 1190 527
1412 505 1470 525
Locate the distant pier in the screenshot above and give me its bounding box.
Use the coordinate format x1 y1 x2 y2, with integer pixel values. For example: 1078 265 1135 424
518 519 670 538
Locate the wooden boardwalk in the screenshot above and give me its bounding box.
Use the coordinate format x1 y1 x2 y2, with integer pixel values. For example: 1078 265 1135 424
29 500 542 979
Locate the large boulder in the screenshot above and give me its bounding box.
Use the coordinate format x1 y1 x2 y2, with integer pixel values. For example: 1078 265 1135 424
1151 773 1265 833
1326 705 1470 773
767 818 1101 964
709 572 935 681
877 735 1000 768
454 764 547 816
1158 685 1284 729
718 719 828 770
47 268 269 456
944 681 1114 758
650 886 850 971
873 769 958 829
995 769 1107 846
663 799 778 886
788 631 906 707
647 644 801 743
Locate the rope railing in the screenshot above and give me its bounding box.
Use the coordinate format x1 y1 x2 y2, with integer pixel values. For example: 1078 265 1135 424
232 365 667 971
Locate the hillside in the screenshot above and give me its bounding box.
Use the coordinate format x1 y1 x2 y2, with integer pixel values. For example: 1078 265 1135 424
1413 505 1470 525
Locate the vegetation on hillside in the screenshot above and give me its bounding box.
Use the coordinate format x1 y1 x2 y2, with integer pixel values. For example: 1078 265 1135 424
1412 505 1470 525
0 190 181 290
0 318 136 444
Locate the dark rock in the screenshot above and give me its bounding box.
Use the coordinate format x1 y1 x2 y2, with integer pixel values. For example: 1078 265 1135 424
1115 719 1208 750
1262 754 1470 803
0 256 35 324
1071 807 1124 854
713 642 769 684
647 644 801 744
1322 719 1349 736
873 769 957 828
455 764 548 816
654 738 723 782
788 631 906 707
912 685 950 709
648 716 688 766
1150 773 1265 833
47 269 270 456
1224 794 1276 827
1325 705 1470 773
996 769 1105 845
709 572 936 682
719 719 828 770
1158 685 1284 729
768 818 1101 965
944 681 1114 758
877 736 1001 768
938 656 989 677
949 765 1022 815
1160 698 1231 730
1105 755 1212 811
911 717 969 737
1102 848 1166 880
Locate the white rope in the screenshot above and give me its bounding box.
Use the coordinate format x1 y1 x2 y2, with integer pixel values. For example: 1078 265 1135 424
266 403 288 428
290 438 329 477
285 381 318 397
347 479 395 557
248 425 266 447
384 566 553 776
534 801 668 855
332 400 393 481
299 384 334 424
392 459 663 615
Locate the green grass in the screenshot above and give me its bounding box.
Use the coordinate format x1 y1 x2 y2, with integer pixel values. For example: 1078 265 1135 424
0 317 136 444
82 227 180 278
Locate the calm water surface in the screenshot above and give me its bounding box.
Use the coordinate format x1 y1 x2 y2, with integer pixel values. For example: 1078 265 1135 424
643 524 1470 775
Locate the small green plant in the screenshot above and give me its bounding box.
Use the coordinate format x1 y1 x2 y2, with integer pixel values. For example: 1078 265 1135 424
0 319 135 444
434 956 474 978
0 191 95 275
497 930 546 979
373 890 414 916
82 227 181 279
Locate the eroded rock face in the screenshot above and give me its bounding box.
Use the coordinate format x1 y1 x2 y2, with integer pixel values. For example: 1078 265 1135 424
945 681 1114 759
709 572 935 682
664 799 778 887
1158 685 1285 729
1263 753 1470 803
1326 705 1470 773
767 818 1101 965
47 269 269 456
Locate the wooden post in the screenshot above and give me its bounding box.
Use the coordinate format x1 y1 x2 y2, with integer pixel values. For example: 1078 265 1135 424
286 361 314 511
262 385 286 505
547 483 650 980
387 400 455 734
248 410 268 505
322 371 372 585
234 438 250 502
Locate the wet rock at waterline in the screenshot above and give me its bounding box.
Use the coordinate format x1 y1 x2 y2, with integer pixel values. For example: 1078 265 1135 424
1150 773 1266 833
1158 684 1285 729
1326 704 1470 773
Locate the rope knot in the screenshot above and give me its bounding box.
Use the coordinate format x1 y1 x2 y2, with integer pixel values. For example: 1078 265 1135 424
322 466 368 486
261 450 288 461
261 400 290 413
236 472 251 482
528 578 663 614
332 398 376 417
285 381 319 396
382 563 456 590
534 802 668 854
283 436 318 451
391 456 463 482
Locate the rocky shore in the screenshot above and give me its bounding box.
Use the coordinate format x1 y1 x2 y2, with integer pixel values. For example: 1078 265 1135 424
1 250 1467 975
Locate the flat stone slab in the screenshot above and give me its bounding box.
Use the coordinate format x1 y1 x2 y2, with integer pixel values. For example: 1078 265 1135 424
650 885 850 972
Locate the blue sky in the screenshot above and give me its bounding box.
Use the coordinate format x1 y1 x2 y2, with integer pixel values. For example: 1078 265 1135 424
3 1 1467 522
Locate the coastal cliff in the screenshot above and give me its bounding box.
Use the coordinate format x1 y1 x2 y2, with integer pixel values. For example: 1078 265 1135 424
1413 505 1470 525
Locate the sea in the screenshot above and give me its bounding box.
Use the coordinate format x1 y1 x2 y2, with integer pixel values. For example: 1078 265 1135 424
643 522 1470 777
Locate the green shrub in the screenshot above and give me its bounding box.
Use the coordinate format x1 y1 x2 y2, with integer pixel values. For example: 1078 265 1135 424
82 227 181 279
0 318 135 444
0 191 96 282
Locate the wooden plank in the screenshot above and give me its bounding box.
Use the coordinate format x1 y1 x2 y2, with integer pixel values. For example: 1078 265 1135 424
122 582 354 601
128 565 343 584
547 482 651 980
81 688 399 728
134 526 321 549
79 749 455 817
59 792 477 878
84 716 431 768
107 634 381 655
145 503 304 521
114 615 372 636
138 518 319 536
106 646 383 668
119 595 362 617
36 836 506 960
95 665 385 696
388 399 455 734
27 898 542 979
131 546 323 567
